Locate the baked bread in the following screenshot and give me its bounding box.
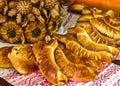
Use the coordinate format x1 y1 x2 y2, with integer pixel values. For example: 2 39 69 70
68 3 102 15
8 44 37 74
0 46 13 68
103 15 120 27
67 26 119 56
55 47 98 82
77 14 93 22
90 18 120 39
85 25 117 47
33 39 68 85
63 49 103 70
55 34 114 63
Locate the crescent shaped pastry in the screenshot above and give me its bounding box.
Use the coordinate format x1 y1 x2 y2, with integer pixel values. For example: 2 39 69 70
68 3 102 15
90 18 120 39
0 46 13 68
92 10 115 19
67 27 119 56
67 3 87 14
33 39 68 85
81 7 102 15
55 47 98 82
103 16 120 31
77 10 113 22
77 16 111 28
77 13 104 22
8 44 37 74
55 34 114 63
85 25 117 46
81 7 93 14
63 49 103 70
77 14 93 22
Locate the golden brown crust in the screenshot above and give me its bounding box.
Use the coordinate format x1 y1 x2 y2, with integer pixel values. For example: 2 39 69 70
0 46 13 68
58 42 66 50
85 25 117 46
103 15 120 27
77 14 93 22
63 49 103 70
67 40 113 63
90 18 120 39
8 44 37 74
55 34 114 63
32 41 46 58
55 47 98 82
35 39 67 85
109 17 120 26
77 34 118 56
68 3 102 15
67 27 119 56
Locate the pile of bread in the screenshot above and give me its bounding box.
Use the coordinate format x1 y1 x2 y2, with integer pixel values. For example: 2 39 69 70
0 3 120 85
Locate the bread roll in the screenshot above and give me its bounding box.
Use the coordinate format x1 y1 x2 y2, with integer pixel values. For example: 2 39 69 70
0 46 13 68
55 34 114 63
55 47 98 82
8 44 37 74
33 39 68 85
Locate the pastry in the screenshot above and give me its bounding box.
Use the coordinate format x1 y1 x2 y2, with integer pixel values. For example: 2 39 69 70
63 49 103 70
55 34 114 63
0 46 13 68
33 39 68 85
8 44 37 74
77 14 93 22
68 3 102 15
0 21 23 43
55 47 98 82
85 24 118 46
103 16 120 31
90 18 120 39
24 22 47 43
32 41 46 58
67 26 119 56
